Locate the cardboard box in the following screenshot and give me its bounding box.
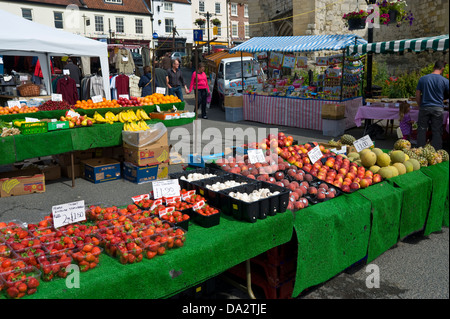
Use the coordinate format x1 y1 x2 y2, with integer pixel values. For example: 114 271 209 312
81 158 121 184
61 164 81 179
224 95 243 108
0 168 45 197
122 162 169 184
123 144 170 167
321 103 345 120
150 112 181 120
122 130 168 149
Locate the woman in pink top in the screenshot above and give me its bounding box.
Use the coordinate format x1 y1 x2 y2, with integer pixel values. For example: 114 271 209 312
188 63 210 119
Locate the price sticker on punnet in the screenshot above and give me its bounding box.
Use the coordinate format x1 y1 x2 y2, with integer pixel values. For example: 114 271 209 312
52 200 86 229
307 144 323 164
152 179 181 199
247 149 266 164
353 135 374 153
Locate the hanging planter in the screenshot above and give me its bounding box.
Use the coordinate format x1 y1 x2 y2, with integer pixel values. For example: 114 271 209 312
376 0 414 26
342 10 368 30
388 10 398 24
211 18 221 26
195 18 206 26
347 18 366 30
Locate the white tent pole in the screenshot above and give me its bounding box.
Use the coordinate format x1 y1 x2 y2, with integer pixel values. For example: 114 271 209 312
99 55 111 100
36 53 51 96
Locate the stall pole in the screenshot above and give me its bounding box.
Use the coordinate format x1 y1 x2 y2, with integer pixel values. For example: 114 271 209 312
340 48 346 102
241 52 244 94
195 44 199 119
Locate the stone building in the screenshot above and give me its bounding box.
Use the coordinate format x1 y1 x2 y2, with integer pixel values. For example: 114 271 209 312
249 0 449 74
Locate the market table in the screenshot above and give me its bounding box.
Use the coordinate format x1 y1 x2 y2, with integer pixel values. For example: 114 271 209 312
354 105 450 133
291 161 449 298
243 94 362 131
23 210 294 299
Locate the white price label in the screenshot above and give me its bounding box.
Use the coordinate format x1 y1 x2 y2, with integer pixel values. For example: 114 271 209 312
181 190 196 201
247 149 266 164
51 94 63 101
165 196 181 204
63 69 70 75
52 200 86 229
307 145 323 164
152 179 181 199
156 87 166 95
122 56 129 62
330 145 347 155
156 105 161 113
192 200 206 211
65 109 80 118
92 95 103 103
25 117 39 122
150 198 163 211
20 75 28 82
119 94 129 100
131 193 150 203
7 101 21 108
353 135 374 153
159 206 175 218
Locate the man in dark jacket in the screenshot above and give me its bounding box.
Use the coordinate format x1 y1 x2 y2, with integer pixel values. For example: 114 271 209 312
138 66 153 97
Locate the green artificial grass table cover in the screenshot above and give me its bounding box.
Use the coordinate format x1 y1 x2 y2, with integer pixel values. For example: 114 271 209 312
24 211 294 299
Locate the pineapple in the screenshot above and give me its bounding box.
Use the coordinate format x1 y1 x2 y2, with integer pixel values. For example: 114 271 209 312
437 149 449 162
418 156 428 167
340 134 356 145
394 139 411 150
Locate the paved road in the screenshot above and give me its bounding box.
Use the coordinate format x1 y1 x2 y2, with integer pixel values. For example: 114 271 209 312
1 73 448 300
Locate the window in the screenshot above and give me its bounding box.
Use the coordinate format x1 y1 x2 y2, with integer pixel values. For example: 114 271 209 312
164 2 173 12
199 1 205 13
232 23 238 37
105 0 122 4
165 19 174 33
244 5 249 18
54 11 63 29
216 24 222 36
95 16 104 32
21 8 32 21
135 19 143 34
231 3 237 16
215 2 221 14
244 24 249 38
116 17 124 33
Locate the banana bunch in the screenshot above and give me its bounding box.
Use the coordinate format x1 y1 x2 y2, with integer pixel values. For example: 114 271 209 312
118 110 136 123
123 120 151 132
93 111 107 123
2 179 20 194
104 111 118 124
136 109 150 121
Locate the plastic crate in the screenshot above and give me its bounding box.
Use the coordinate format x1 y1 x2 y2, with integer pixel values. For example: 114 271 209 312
225 106 244 122
18 121 48 135
322 118 346 137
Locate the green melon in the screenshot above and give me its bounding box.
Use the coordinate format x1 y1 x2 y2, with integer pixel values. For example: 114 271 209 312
393 163 406 175
406 159 420 171
360 150 377 168
376 153 391 167
379 167 394 179
390 150 406 163
404 161 414 173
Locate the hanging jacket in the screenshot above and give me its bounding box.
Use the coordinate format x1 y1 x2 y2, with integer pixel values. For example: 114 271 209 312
115 48 135 75
57 76 78 105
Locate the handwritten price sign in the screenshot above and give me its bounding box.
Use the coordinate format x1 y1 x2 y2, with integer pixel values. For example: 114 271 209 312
307 145 323 164
353 135 374 153
52 200 86 229
152 179 181 199
247 149 266 164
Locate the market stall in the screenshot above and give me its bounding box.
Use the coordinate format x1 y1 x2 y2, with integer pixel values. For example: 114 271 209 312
228 35 368 132
347 34 449 131
0 9 111 102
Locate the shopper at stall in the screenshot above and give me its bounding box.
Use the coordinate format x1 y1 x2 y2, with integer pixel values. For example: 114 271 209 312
138 66 153 97
63 58 82 97
188 63 210 119
399 102 414 141
166 59 188 101
161 52 172 70
415 61 449 150
154 63 168 95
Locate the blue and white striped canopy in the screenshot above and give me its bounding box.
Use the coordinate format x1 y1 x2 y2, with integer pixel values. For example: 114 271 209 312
229 35 368 53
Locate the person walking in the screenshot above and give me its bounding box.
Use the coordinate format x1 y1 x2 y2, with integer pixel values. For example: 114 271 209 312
161 52 172 70
166 59 188 101
188 62 210 119
415 61 449 150
138 66 153 97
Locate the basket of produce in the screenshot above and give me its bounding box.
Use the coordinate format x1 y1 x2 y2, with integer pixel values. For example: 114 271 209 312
17 83 40 97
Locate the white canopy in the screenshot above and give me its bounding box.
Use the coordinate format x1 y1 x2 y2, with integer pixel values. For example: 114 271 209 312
0 9 110 99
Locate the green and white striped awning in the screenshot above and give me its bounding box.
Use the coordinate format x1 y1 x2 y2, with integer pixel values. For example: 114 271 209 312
347 34 449 55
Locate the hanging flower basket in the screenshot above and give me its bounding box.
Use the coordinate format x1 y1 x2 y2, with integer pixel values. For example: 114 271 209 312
342 10 368 30
347 18 366 30
388 10 398 24
376 0 414 26
211 18 221 26
195 18 206 26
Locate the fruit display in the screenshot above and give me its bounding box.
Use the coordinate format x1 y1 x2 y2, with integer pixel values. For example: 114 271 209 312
0 105 39 115
355 139 448 180
38 252 73 281
1 120 21 137
116 96 143 107
1 266 41 299
59 113 94 128
38 100 72 111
